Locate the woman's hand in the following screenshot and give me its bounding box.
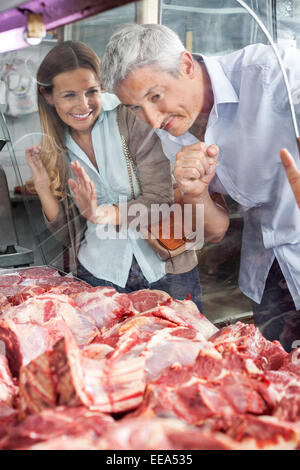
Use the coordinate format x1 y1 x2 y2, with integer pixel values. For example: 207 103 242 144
174 142 219 197
69 161 120 225
26 145 51 195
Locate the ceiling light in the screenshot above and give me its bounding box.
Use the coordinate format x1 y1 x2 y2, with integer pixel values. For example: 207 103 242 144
24 12 46 46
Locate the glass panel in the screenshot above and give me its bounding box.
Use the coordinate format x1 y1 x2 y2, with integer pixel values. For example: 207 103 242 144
159 0 300 351
277 0 300 47
161 0 272 55
0 2 137 272
66 3 137 58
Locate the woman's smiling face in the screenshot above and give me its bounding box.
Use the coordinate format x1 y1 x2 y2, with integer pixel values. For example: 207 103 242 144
46 67 102 135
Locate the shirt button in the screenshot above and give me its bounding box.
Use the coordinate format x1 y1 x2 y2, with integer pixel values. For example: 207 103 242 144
236 194 241 199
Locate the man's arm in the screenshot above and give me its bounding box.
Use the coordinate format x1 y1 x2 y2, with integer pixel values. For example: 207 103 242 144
174 142 230 243
280 148 300 209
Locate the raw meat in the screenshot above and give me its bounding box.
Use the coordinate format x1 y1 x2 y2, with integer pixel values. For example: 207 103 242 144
142 301 217 339
100 314 176 349
225 415 300 450
46 280 91 296
96 416 239 450
2 293 99 346
110 323 211 382
0 274 22 286
0 403 18 439
0 271 299 451
0 406 114 450
128 290 217 339
0 294 10 311
135 370 272 425
8 286 46 306
209 322 287 370
82 343 114 360
71 286 136 331
0 318 72 377
18 267 60 279
19 334 146 417
128 289 171 313
0 353 17 405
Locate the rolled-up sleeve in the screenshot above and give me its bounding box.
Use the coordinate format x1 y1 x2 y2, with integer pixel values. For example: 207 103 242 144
42 202 71 247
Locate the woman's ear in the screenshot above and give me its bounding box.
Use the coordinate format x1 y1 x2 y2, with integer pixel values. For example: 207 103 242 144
39 86 54 105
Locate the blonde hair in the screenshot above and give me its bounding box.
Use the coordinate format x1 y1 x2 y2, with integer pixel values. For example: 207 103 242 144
26 41 101 199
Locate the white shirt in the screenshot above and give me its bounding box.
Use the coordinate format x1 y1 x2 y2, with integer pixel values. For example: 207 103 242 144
65 93 166 287
156 44 300 309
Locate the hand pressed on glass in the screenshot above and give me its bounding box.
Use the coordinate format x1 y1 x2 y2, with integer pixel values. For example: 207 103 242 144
68 160 120 225
26 144 51 194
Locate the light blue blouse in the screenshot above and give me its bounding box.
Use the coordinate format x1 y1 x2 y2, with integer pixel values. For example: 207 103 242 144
65 93 166 287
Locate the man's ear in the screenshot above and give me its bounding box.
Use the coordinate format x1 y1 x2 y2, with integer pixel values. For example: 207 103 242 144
179 51 195 78
39 86 54 105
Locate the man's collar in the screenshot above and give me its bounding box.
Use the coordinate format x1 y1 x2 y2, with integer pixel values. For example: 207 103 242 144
193 53 239 105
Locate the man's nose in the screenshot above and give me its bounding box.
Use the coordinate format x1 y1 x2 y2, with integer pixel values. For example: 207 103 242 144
142 104 163 129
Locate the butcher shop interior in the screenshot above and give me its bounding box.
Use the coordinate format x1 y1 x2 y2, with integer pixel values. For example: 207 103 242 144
0 0 300 451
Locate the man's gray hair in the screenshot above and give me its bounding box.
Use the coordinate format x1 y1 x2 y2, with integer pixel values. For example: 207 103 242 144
101 24 185 92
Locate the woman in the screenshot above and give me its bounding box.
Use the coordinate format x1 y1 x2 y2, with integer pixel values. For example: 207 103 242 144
26 41 228 312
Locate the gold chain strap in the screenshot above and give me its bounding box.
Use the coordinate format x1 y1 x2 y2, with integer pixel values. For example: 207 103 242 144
117 108 142 200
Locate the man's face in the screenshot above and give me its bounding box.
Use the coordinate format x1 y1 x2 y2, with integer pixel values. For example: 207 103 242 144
115 58 205 137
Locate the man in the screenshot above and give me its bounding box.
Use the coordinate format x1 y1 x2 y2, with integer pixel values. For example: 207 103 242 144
281 148 300 208
102 24 300 352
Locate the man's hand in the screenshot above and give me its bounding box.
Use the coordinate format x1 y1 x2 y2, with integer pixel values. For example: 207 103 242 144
174 142 219 197
280 148 300 209
69 161 120 224
26 145 51 194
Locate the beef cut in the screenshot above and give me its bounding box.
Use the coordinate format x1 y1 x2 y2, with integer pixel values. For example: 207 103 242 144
96 416 239 450
8 286 46 306
19 334 145 417
209 322 287 370
0 294 10 312
71 286 136 331
0 406 114 450
0 353 17 406
18 267 61 279
0 403 18 439
128 289 217 339
0 318 74 377
128 289 171 313
2 293 99 346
